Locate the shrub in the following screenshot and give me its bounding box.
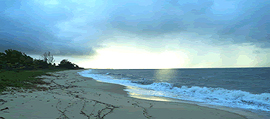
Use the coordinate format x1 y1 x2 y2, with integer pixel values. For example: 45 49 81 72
58 59 79 69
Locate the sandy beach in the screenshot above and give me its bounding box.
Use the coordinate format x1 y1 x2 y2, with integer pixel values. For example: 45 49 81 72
0 70 257 119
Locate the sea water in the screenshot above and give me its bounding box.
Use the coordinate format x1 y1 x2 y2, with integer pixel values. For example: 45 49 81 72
78 68 270 118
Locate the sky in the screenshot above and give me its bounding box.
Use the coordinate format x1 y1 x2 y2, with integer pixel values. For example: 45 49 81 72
0 0 270 69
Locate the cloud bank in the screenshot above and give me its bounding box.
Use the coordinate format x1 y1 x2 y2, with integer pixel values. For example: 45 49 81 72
1 0 269 68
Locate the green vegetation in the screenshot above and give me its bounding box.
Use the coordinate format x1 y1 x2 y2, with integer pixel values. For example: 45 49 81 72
0 49 84 93
59 59 81 69
0 69 66 93
0 49 84 70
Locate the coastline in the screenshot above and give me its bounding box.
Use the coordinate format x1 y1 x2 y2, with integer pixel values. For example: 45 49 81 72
0 70 259 119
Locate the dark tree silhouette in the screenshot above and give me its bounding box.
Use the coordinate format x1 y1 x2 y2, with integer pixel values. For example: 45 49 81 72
0 49 83 70
58 59 80 69
33 59 49 69
41 51 55 65
0 49 33 70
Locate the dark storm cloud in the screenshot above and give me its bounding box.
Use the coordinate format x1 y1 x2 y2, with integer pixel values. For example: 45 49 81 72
105 0 270 48
0 0 95 56
1 0 270 56
215 1 270 48
106 0 214 37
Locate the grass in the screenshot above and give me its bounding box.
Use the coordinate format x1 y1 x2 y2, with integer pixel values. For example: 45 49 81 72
0 68 68 94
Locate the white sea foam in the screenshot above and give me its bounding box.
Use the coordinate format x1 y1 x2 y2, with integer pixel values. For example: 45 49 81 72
78 70 270 112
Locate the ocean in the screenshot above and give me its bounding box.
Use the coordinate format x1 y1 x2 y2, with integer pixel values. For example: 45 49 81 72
78 68 270 118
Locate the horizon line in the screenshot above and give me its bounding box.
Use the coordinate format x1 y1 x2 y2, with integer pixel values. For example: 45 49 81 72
84 66 270 70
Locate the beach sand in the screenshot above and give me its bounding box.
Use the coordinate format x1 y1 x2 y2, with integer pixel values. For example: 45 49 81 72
0 70 258 119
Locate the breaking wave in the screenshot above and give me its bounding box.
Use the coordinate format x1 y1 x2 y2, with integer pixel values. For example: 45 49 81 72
78 70 270 112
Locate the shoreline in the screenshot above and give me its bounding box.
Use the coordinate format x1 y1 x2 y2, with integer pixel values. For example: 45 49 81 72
81 69 268 119
0 69 261 119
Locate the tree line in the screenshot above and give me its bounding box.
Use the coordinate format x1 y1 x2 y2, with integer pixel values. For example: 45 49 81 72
0 49 84 70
